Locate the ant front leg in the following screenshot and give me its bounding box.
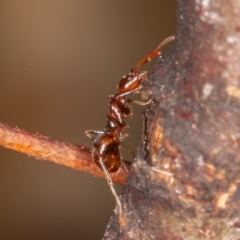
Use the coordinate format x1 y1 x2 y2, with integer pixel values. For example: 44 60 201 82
127 97 153 106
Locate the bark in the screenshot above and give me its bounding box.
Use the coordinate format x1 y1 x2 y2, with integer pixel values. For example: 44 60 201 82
103 0 240 239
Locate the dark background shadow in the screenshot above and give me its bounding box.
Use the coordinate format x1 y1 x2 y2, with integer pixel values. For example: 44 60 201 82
0 1 176 239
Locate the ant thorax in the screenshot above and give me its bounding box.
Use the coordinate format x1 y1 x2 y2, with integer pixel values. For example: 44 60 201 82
109 94 132 123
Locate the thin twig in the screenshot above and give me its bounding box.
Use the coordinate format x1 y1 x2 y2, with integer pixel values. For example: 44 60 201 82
0 122 130 184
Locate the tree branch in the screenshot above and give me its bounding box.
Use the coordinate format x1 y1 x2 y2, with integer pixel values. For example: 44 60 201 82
0 122 129 185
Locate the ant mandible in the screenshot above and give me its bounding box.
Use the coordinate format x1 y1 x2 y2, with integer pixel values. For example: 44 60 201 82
85 36 175 220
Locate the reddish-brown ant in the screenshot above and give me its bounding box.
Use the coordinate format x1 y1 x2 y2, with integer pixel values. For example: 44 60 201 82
85 36 175 219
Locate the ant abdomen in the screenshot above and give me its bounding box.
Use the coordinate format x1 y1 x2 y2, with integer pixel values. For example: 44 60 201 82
92 133 121 172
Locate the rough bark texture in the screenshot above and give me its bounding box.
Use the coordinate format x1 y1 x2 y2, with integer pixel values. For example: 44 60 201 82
103 0 240 239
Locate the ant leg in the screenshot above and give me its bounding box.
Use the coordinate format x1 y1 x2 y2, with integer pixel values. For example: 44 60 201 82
122 142 135 158
85 130 104 140
98 158 123 219
133 36 175 71
128 97 153 106
121 159 131 175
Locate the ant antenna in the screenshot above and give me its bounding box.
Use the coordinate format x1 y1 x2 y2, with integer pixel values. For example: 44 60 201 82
134 36 175 71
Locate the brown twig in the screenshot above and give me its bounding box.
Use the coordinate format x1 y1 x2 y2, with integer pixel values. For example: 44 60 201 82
0 122 130 184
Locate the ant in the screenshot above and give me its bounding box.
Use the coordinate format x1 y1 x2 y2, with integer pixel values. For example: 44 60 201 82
85 36 175 220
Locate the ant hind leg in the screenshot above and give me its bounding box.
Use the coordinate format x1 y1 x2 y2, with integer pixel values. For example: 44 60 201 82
98 158 123 224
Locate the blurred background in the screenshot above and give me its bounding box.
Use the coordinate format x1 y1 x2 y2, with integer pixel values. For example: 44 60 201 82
0 1 176 239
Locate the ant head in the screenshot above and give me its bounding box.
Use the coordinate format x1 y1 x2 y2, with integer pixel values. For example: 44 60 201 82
118 71 147 93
